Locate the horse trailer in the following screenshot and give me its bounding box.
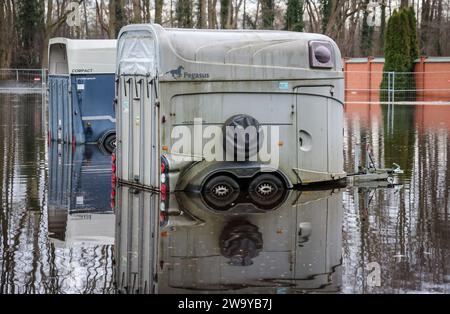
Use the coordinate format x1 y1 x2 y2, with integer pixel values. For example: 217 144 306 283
114 185 343 293
48 38 117 152
115 24 345 204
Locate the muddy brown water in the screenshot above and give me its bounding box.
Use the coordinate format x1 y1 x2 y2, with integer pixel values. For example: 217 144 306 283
0 92 449 293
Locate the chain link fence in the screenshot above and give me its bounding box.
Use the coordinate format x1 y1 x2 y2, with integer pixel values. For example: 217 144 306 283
345 71 450 104
0 69 47 93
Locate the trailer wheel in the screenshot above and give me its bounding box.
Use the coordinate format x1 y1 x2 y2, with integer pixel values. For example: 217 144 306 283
203 175 240 209
248 174 285 209
102 133 116 154
222 114 264 160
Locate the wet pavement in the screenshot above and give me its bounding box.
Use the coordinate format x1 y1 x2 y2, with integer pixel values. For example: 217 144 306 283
1 92 450 293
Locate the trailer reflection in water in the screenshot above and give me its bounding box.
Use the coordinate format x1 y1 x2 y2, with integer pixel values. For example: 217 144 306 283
48 143 115 254
114 185 344 294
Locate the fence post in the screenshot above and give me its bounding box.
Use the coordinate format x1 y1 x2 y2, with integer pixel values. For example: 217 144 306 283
420 56 426 101
16 69 19 81
42 68 46 87
354 141 360 173
387 72 391 103
368 56 373 103
344 58 348 109
391 72 395 131
392 71 395 103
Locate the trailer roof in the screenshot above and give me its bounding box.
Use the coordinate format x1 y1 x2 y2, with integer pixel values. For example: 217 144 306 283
49 38 117 75
117 24 343 80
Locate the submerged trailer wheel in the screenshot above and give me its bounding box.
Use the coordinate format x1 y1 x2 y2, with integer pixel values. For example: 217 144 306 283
220 221 263 266
102 133 116 154
248 174 285 209
202 175 240 209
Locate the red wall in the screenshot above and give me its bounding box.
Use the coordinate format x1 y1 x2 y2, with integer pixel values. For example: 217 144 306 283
345 57 450 102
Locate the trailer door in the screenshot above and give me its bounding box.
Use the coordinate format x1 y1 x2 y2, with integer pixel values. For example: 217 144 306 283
117 30 159 189
72 74 116 143
48 76 72 143
118 75 158 187
296 92 329 183
295 85 343 184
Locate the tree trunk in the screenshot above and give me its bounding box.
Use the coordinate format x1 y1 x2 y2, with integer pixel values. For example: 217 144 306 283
360 0 374 56
233 0 244 28
255 0 260 28
198 0 207 28
208 0 218 28
132 0 142 23
420 0 431 55
0 0 15 67
379 0 386 54
109 0 116 38
109 0 125 38
176 0 192 27
155 0 163 24
144 0 150 23
260 0 274 29
220 0 231 28
435 0 443 55
83 0 89 37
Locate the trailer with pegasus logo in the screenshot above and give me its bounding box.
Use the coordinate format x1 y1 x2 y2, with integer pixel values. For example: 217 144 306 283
48 38 117 152
115 24 345 208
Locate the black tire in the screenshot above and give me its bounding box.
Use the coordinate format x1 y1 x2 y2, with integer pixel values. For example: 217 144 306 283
103 133 116 154
248 174 285 209
219 221 263 266
202 175 240 210
222 114 264 161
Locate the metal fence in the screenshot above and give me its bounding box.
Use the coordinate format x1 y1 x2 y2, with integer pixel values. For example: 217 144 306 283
345 71 450 104
0 69 47 93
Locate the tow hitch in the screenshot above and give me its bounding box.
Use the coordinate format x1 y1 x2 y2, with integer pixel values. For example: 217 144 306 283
347 142 404 185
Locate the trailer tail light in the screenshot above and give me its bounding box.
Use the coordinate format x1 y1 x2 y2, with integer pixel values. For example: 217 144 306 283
111 152 117 210
309 40 334 69
160 155 169 226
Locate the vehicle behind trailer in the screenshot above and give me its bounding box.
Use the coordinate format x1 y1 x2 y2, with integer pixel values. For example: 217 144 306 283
48 38 117 152
115 25 345 205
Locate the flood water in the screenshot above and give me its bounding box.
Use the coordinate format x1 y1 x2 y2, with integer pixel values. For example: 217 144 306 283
1 92 449 293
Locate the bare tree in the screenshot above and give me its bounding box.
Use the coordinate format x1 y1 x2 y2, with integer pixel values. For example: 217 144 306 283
198 0 207 28
132 0 142 23
155 0 164 24
208 0 218 28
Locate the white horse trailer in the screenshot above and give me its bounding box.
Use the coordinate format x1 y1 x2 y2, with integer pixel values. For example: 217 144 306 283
48 38 117 151
115 24 345 203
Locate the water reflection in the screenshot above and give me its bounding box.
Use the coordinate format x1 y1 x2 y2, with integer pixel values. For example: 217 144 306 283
114 102 450 294
45 143 115 293
48 143 114 245
115 186 344 293
2 90 450 293
343 103 450 293
0 92 115 293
